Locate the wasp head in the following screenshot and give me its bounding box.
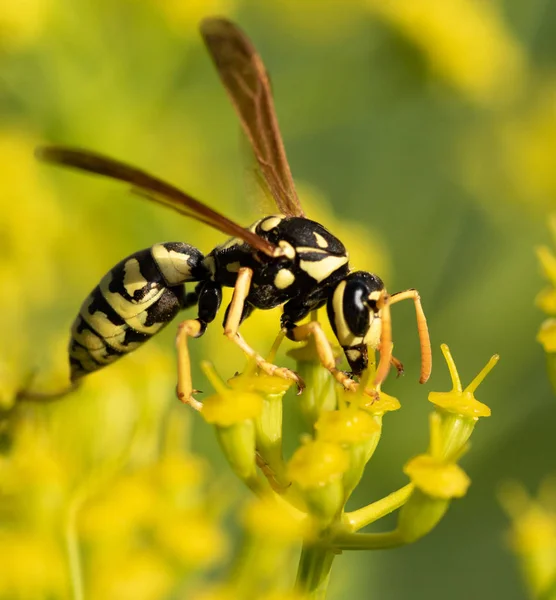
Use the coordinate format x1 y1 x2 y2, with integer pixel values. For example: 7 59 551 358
327 271 386 376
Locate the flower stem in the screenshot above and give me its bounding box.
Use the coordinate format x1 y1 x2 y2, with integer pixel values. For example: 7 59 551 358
66 496 85 600
295 542 336 599
343 483 414 531
332 529 405 550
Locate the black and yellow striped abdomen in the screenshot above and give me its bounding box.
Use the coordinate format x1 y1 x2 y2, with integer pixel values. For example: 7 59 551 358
69 242 209 381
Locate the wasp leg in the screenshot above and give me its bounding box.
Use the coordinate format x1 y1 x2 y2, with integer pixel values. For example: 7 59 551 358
223 267 304 391
388 288 432 384
391 354 405 377
176 280 222 410
287 321 359 392
176 320 206 411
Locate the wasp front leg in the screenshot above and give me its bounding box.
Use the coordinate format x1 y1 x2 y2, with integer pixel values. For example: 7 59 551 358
223 267 304 391
285 320 358 392
176 280 222 410
388 288 432 384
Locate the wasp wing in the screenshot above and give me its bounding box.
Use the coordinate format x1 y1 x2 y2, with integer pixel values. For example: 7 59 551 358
200 17 305 218
36 146 278 257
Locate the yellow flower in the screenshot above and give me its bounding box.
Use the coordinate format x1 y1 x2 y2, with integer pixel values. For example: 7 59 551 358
404 454 470 499
201 362 263 426
315 409 380 445
288 440 349 489
366 0 525 105
428 344 495 419
499 479 556 597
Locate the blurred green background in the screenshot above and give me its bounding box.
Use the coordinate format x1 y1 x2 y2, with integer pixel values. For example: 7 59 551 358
2 0 556 598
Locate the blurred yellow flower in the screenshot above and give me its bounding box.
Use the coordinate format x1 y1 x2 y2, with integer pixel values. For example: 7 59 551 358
153 0 237 34
0 533 66 599
155 513 227 567
243 495 311 542
87 550 175 600
500 479 556 597
538 319 556 353
367 0 525 105
0 0 51 48
497 82 556 207
0 131 62 313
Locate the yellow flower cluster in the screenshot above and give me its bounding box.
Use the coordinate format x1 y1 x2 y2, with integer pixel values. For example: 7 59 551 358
195 337 497 593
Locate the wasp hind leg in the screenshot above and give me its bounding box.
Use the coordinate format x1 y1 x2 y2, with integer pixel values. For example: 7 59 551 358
176 280 222 410
224 267 304 391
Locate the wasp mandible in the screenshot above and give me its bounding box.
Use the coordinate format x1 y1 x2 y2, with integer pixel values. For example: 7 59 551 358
37 17 432 407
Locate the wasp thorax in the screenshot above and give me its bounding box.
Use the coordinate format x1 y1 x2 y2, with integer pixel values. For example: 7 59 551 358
327 271 385 376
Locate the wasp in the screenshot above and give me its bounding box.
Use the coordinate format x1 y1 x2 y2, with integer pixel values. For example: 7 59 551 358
37 17 432 408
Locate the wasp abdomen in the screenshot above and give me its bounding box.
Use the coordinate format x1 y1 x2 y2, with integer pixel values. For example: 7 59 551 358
69 242 208 381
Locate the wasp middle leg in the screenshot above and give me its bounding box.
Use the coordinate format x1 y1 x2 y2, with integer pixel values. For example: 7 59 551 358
223 267 304 390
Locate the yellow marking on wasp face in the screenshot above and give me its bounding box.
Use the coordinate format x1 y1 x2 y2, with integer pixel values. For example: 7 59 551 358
278 240 296 260
369 290 382 302
123 258 149 298
346 349 362 362
274 269 295 289
226 261 241 273
331 281 363 347
314 232 329 248
300 255 349 283
364 317 381 348
151 244 191 285
100 273 164 318
260 216 283 231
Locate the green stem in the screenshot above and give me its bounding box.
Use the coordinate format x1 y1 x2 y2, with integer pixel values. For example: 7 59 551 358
343 483 414 531
332 529 405 550
295 542 336 599
66 495 85 600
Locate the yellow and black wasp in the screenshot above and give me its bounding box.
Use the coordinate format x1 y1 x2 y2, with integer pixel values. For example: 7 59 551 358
37 17 432 407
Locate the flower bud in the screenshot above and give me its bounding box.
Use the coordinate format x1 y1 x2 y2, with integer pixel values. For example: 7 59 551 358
201 363 263 482
287 440 349 526
428 344 496 459
315 409 381 500
398 410 471 543
229 371 292 490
